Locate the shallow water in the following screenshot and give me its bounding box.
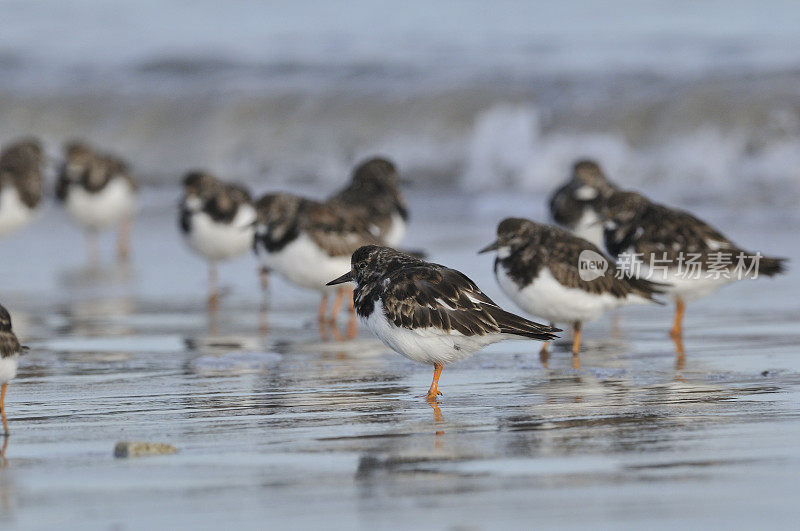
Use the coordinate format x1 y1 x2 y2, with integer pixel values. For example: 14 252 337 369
0 191 798 529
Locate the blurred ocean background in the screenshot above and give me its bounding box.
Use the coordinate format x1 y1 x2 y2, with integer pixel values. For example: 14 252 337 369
2 0 800 207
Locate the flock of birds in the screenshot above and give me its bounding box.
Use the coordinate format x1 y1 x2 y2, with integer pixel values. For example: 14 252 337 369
0 137 787 434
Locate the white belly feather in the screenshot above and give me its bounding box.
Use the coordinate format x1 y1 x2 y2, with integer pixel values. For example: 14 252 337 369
65 177 135 230
496 266 623 325
258 232 351 292
186 204 256 262
0 186 35 237
0 356 19 384
571 209 605 249
382 213 406 247
364 300 504 365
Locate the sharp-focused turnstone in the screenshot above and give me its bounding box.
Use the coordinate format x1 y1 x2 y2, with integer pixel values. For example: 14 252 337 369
0 304 24 436
328 157 409 246
480 218 664 366
549 160 618 248
601 190 786 339
56 142 138 263
327 245 560 401
254 192 381 336
0 138 44 237
179 171 256 308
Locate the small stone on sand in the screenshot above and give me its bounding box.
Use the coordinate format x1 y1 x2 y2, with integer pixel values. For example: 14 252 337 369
114 441 178 458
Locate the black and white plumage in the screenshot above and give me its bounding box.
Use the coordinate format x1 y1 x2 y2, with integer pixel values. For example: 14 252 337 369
601 190 786 338
328 157 409 246
56 142 138 263
0 304 24 436
549 160 618 248
327 246 559 400
179 171 256 307
0 138 44 237
254 192 381 330
480 218 664 360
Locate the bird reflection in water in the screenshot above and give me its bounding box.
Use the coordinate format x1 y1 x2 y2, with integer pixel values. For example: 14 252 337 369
673 334 686 371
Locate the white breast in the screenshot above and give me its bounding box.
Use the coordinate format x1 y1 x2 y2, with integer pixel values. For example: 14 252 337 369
258 232 351 292
496 265 622 325
0 355 19 384
0 186 35 237
65 177 135 230
364 299 504 365
186 203 256 262
572 209 605 249
382 213 406 247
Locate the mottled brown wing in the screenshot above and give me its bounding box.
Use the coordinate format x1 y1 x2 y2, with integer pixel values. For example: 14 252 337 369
303 202 382 257
382 265 558 340
542 229 638 298
634 205 739 264
0 331 21 358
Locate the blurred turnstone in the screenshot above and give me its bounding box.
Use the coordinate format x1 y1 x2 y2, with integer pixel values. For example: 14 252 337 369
549 159 617 248
601 190 786 339
56 142 138 263
0 138 44 237
0 304 24 436
481 218 664 366
327 245 559 400
328 157 409 246
179 171 256 308
254 193 381 337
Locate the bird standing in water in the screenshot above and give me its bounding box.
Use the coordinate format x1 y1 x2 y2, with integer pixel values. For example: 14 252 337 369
56 142 138 264
328 246 559 400
0 304 24 436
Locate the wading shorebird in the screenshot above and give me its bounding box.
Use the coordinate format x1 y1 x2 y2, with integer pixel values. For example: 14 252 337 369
0 304 25 436
327 245 559 400
480 218 664 367
0 138 44 238
179 171 256 309
254 193 381 338
328 157 409 247
56 142 138 264
549 159 618 248
601 190 786 340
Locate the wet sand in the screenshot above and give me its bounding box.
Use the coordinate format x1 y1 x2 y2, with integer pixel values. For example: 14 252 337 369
0 190 798 529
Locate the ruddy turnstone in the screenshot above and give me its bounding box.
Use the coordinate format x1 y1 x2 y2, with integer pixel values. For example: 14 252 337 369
549 159 618 248
56 142 138 263
480 218 664 366
254 192 381 336
328 157 409 246
327 245 560 400
601 190 786 339
0 138 44 238
179 171 256 308
0 304 24 436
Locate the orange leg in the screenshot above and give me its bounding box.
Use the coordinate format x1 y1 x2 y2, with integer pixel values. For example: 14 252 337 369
1 383 8 436
572 322 582 369
117 215 132 263
539 343 550 368
328 288 346 324
670 297 685 339
207 263 219 310
346 287 357 339
426 363 444 402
